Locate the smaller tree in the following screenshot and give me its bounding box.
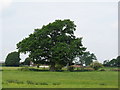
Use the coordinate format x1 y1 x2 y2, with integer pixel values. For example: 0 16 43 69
103 56 120 67
109 59 117 67
5 51 21 66
103 60 110 67
78 51 97 66
90 61 103 70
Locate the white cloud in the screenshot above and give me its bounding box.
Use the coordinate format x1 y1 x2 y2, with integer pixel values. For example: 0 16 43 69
0 0 13 12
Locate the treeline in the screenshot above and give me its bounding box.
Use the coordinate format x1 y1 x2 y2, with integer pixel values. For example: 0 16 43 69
4 51 119 71
103 56 120 67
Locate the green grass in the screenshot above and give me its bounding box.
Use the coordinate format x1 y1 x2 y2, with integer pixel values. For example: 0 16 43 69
2 67 118 88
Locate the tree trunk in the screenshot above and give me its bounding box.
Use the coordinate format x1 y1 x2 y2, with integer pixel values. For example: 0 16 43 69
67 62 73 71
37 64 39 68
66 63 70 71
49 62 56 71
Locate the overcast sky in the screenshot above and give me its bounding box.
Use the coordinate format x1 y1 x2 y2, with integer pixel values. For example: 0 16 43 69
0 1 118 63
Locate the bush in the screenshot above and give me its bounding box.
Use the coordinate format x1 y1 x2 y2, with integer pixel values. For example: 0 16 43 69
83 68 94 71
18 67 30 71
5 51 21 67
110 69 120 71
67 66 74 71
90 61 103 70
99 69 106 71
78 67 94 71
55 64 63 71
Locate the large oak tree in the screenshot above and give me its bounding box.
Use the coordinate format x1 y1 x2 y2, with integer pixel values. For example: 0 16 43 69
17 19 86 71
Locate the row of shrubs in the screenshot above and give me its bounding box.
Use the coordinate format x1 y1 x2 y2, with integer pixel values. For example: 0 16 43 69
18 67 120 72
110 69 120 71
3 80 60 85
99 68 120 71
81 68 120 71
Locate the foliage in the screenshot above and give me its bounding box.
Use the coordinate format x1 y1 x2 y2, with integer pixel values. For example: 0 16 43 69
103 60 110 67
90 61 103 70
103 56 120 67
76 51 97 66
23 57 31 66
55 64 64 71
17 19 86 71
81 68 94 71
67 66 75 71
18 67 30 71
5 51 21 66
99 69 106 71
116 56 120 67
110 69 120 71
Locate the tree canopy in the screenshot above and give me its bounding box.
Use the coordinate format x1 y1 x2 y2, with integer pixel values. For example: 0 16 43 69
78 51 97 66
5 51 21 66
17 19 86 71
103 56 120 67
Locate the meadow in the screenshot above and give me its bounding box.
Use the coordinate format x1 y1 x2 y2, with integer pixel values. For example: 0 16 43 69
2 67 118 88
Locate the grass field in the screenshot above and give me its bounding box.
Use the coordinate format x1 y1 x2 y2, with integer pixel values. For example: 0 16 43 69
2 67 118 88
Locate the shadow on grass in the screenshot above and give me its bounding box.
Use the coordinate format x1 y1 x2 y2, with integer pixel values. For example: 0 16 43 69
4 79 61 86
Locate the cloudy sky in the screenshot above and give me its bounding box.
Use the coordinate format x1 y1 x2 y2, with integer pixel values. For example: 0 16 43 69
0 0 118 63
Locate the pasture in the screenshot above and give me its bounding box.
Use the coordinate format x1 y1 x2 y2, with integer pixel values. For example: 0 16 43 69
2 67 118 88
